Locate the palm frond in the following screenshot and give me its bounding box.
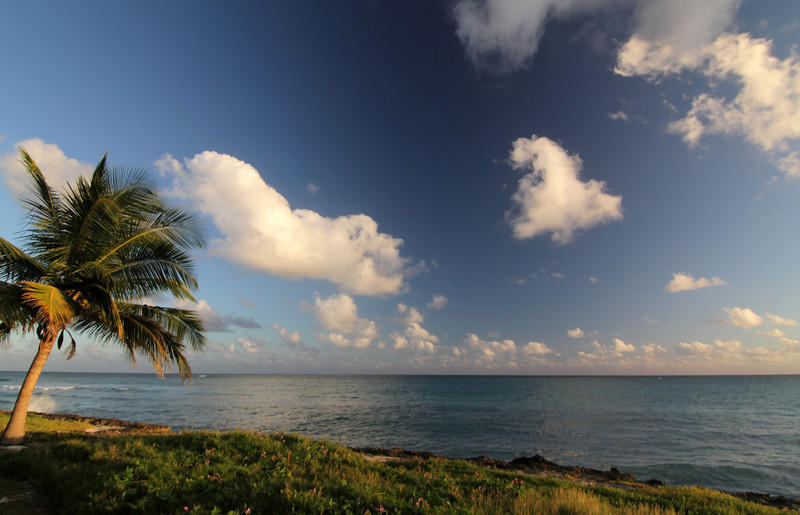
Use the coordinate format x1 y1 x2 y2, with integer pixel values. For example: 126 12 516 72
0 281 33 331
74 308 195 379
19 148 60 228
72 283 124 339
0 237 44 282
97 209 205 264
20 281 77 333
120 303 205 351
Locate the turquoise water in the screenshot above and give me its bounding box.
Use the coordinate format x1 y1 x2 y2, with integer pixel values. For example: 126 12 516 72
1 373 798 498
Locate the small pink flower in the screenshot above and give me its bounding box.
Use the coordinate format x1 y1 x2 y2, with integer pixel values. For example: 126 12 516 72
184 508 189 512
245 509 251 515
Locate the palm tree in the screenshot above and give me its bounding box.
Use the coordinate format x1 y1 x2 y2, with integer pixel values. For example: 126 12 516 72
0 148 205 445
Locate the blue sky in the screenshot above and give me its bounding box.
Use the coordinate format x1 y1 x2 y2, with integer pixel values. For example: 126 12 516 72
2 0 799 374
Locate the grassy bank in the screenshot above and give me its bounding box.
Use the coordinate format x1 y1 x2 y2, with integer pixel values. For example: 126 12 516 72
0 412 788 514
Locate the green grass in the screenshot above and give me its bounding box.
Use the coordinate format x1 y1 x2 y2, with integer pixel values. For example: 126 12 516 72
0 425 785 514
0 411 94 434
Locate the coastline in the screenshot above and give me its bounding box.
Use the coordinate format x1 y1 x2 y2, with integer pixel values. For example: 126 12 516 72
2 410 798 512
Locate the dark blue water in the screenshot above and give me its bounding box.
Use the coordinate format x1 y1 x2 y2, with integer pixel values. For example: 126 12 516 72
1 373 798 498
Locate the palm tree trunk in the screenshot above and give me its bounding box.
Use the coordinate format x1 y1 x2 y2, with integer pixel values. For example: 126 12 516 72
1 334 56 445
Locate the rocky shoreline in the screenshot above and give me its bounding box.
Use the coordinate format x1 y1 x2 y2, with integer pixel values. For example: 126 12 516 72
353 446 800 511
0 409 171 434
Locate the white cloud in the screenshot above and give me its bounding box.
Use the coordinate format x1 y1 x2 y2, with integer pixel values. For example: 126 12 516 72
522 341 553 355
307 182 319 195
779 337 800 352
589 276 599 284
391 304 439 353
714 339 743 352
466 333 517 361
272 324 301 345
765 313 797 327
158 151 413 296
452 0 740 75
506 135 623 244
402 322 438 353
395 303 424 325
760 328 785 338
677 341 713 355
608 111 629 122
237 338 261 354
309 293 377 349
427 295 448 310
551 272 565 279
724 307 763 329
451 0 623 74
579 338 637 362
665 272 726 293
391 333 408 350
0 139 93 197
617 30 800 178
613 338 636 354
567 328 585 338
641 343 667 355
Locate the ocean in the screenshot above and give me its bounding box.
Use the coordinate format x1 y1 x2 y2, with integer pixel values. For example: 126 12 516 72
1 372 798 498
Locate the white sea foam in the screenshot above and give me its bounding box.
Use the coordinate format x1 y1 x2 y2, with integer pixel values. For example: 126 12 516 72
29 394 56 413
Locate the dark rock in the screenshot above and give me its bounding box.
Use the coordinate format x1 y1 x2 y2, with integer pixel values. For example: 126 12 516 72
510 454 551 466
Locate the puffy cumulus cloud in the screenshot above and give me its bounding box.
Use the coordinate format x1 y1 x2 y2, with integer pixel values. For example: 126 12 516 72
390 304 439 353
612 338 636 354
309 293 377 349
427 295 448 310
579 338 636 361
714 339 743 352
522 341 554 355
641 343 667 355
395 303 424 325
451 0 623 74
677 341 712 355
452 0 741 75
665 273 725 293
765 313 797 327
618 30 800 177
615 0 740 77
506 135 623 244
171 299 261 332
272 324 301 345
0 139 93 196
237 337 262 354
466 333 517 360
390 333 409 350
157 151 414 296
403 323 439 353
567 328 585 338
724 307 763 329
